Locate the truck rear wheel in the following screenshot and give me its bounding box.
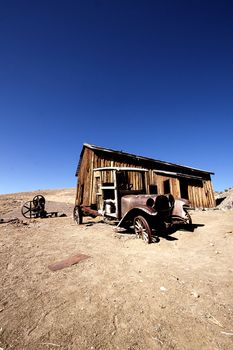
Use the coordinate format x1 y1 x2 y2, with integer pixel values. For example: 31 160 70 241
73 206 83 225
184 209 192 224
134 216 152 244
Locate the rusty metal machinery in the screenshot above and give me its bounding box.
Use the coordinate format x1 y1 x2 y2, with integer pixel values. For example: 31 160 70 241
21 195 47 218
21 195 63 219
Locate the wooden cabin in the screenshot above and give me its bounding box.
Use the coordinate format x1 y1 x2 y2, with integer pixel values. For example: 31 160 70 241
75 143 215 209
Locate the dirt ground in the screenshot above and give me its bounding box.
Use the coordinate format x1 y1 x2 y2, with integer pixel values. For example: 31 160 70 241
0 189 233 350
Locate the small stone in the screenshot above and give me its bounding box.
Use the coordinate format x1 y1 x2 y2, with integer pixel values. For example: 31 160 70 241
191 291 200 298
7 263 14 271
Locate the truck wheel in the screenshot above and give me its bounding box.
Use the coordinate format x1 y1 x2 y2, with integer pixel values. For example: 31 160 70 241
134 216 152 244
73 206 83 224
184 209 192 224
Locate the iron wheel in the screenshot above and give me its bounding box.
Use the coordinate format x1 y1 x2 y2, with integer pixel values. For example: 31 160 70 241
171 209 192 225
33 195 45 206
134 215 152 244
184 209 192 224
21 201 36 219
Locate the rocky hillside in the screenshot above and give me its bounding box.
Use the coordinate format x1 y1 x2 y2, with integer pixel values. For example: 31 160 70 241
215 187 233 209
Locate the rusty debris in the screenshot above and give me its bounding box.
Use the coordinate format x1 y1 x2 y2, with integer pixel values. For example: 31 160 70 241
21 195 66 219
0 218 27 225
48 254 90 271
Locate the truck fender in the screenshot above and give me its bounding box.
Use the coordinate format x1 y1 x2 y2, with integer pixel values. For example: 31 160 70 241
117 205 157 228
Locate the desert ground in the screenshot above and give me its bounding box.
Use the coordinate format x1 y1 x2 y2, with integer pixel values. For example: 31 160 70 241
0 189 233 350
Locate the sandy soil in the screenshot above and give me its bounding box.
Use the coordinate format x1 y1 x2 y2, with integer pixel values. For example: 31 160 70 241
0 189 233 350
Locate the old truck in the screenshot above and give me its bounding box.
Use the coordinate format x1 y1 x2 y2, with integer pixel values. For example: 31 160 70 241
74 167 193 243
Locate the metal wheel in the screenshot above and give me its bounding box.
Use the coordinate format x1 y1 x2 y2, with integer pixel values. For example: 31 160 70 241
21 201 36 219
33 195 45 206
134 215 152 244
184 209 192 224
171 209 192 225
73 205 83 224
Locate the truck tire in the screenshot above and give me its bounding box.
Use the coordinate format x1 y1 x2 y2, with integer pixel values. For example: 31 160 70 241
73 205 83 225
134 215 152 244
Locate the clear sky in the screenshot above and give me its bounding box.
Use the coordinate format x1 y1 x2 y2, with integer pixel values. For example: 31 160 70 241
0 0 232 194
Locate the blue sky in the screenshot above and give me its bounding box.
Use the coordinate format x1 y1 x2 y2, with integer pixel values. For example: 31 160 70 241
0 0 232 194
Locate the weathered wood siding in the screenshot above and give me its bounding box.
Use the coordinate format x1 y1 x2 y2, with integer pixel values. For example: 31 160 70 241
76 146 215 208
76 148 94 206
188 179 215 208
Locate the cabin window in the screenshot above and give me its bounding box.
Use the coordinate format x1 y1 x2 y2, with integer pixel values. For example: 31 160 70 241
149 185 158 194
163 179 170 194
190 179 203 188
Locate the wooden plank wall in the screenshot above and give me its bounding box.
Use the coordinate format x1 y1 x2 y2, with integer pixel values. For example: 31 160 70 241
76 148 215 208
188 180 215 208
170 178 181 198
76 148 93 206
76 149 141 206
149 173 180 198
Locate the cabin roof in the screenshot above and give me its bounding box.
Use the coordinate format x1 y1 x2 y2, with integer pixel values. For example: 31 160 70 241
75 143 214 176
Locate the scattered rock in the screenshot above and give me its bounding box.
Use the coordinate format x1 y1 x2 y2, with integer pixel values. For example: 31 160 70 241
191 291 200 298
221 331 233 336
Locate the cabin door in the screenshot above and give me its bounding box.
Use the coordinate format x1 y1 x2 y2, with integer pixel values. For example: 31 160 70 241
179 178 189 199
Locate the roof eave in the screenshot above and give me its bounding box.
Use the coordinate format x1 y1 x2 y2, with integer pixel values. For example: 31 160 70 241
82 143 214 176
